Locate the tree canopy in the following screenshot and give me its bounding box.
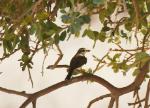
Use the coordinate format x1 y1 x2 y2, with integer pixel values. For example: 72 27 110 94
0 0 150 108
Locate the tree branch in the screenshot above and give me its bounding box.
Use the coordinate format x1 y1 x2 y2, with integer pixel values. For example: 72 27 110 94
0 87 30 97
1 60 149 108
108 98 115 108
112 47 150 52
144 79 150 108
32 100 37 108
46 44 63 69
27 68 34 88
142 30 150 52
47 64 69 69
128 98 145 106
93 51 110 73
87 94 111 108
19 59 150 108
20 75 119 108
131 0 140 47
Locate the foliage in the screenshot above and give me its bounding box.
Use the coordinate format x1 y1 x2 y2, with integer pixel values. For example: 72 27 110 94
0 0 150 76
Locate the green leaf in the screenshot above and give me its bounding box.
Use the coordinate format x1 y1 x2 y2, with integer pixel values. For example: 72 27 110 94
60 9 66 14
93 0 105 5
125 20 132 31
130 52 150 68
36 12 49 20
132 69 140 76
69 22 81 34
120 30 127 39
61 15 71 23
3 40 13 53
29 23 37 35
102 26 110 32
107 2 116 15
135 52 150 62
44 30 56 36
60 31 67 41
86 29 95 40
54 34 60 44
21 16 32 26
69 0 74 6
19 35 30 55
79 15 91 24
98 32 106 42
99 9 107 23
113 53 121 60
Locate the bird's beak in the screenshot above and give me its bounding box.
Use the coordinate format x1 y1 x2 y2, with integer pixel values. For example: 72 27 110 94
85 49 90 52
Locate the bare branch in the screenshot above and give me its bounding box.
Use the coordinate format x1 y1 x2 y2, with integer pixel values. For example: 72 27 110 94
49 0 61 20
20 59 150 108
47 64 69 69
32 100 37 108
144 79 150 108
93 51 110 73
108 98 115 108
30 41 40 59
20 75 120 108
27 68 34 88
131 0 140 47
115 97 119 108
128 98 145 106
0 87 30 97
87 94 111 108
112 47 150 52
41 47 51 76
114 44 133 55
142 30 150 52
47 44 63 69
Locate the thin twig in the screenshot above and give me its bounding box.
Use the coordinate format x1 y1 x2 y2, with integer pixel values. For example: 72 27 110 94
112 47 150 52
132 0 140 47
0 87 30 97
47 64 69 69
132 89 142 108
128 98 145 106
49 0 61 19
27 68 34 88
30 41 40 59
87 94 111 108
142 30 150 52
115 44 133 55
41 47 51 76
93 51 110 73
47 44 63 69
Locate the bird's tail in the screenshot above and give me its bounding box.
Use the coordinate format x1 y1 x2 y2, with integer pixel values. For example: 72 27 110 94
65 68 73 80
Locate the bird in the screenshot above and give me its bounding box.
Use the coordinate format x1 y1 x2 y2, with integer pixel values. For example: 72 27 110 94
65 48 90 80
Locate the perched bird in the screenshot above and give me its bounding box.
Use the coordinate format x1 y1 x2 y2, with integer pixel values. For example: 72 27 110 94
65 48 90 80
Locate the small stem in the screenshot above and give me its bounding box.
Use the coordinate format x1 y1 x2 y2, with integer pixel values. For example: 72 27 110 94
28 68 34 88
87 94 111 108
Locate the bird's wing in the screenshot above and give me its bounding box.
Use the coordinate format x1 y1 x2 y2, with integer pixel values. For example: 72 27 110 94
70 56 87 70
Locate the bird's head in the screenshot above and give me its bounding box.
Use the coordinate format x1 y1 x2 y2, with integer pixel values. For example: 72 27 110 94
76 48 90 56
